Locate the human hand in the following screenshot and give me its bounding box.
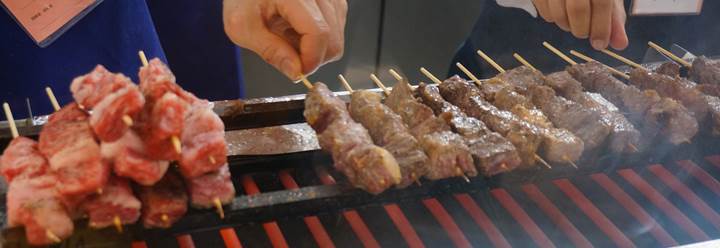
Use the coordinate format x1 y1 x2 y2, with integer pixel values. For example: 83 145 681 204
531 0 628 50
223 0 348 80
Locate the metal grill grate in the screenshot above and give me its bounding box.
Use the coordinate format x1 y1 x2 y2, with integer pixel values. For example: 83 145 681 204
124 155 720 248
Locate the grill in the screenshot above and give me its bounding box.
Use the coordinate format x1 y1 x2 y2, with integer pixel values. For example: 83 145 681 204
2 58 720 247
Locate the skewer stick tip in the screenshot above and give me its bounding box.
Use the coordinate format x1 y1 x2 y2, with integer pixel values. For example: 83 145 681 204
476 50 506 73
161 214 169 223
388 69 403 81
462 175 471 183
648 41 692 68
627 143 640 153
419 67 443 85
455 62 483 87
46 230 61 243
600 49 645 70
563 156 579 169
570 50 630 79
338 74 353 93
298 74 314 89
138 51 149 67
213 197 225 219
113 216 123 233
45 87 61 112
209 156 216 164
97 188 103 195
122 115 133 126
2 102 19 138
171 136 182 154
534 154 552 169
542 42 577 65
512 53 539 72
369 74 391 96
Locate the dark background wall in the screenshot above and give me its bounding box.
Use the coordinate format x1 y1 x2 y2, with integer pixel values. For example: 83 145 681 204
241 0 483 98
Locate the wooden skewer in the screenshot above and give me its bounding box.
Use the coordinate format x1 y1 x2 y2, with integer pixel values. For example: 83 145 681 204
569 50 631 79
542 42 578 65
562 155 579 169
45 87 61 111
628 144 640 153
419 67 443 85
299 75 314 89
138 51 182 154
161 214 169 223
534 154 552 169
455 62 483 87
213 197 225 219
512 53 539 71
388 69 403 81
209 156 216 164
477 50 506 73
648 41 692 68
3 103 19 138
370 74 391 96
139 51 149 67
600 49 645 70
338 74 354 93
113 215 123 233
46 229 62 243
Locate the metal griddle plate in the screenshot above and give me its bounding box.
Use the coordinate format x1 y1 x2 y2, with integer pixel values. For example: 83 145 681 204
2 61 720 247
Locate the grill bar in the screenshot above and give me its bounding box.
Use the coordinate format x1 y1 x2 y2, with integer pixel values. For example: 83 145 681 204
219 228 243 248
491 188 555 247
316 167 381 248
453 193 512 248
676 160 720 196
521 184 593 247
618 169 709 241
278 170 335 248
241 175 290 248
648 165 720 231
421 198 472 248
590 173 678 246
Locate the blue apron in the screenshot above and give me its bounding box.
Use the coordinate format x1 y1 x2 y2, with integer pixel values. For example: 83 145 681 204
450 1 720 79
0 0 244 119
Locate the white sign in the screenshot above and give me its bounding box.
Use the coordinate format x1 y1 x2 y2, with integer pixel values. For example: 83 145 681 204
631 0 703 16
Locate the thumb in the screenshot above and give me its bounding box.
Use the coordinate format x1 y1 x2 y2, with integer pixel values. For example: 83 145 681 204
247 29 303 80
609 1 629 50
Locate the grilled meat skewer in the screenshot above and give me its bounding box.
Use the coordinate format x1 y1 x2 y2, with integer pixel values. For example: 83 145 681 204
304 82 401 193
348 90 429 187
567 61 698 145
438 78 544 167
384 80 476 179
544 72 641 153
630 68 720 136
489 66 608 152
417 83 521 176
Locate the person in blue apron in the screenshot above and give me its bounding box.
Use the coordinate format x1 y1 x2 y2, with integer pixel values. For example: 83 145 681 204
0 0 346 119
450 0 719 79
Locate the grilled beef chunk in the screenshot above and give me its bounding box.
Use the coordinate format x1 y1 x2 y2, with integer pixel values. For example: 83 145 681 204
656 62 682 77
690 56 720 85
418 83 521 176
304 82 401 193
438 79 544 167
630 68 720 136
461 69 585 163
526 84 611 151
349 90 428 187
545 72 640 153
567 61 698 145
385 80 476 179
